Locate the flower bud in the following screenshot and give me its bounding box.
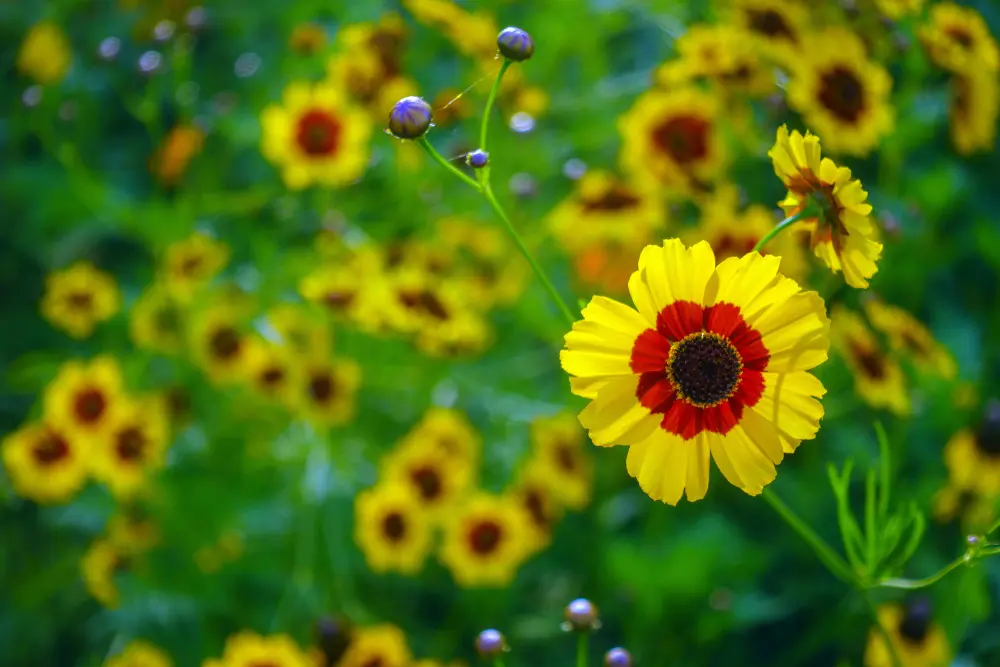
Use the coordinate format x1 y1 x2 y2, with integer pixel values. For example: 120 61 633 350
497 27 534 62
466 149 489 169
475 629 506 657
605 647 633 667
388 96 433 140
563 598 600 632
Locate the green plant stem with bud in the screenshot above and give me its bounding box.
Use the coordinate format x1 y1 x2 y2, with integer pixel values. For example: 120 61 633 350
753 205 817 254
417 138 482 191
481 59 511 151
576 633 589 667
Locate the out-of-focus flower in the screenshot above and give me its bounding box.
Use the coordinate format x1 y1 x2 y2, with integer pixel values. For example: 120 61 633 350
509 459 562 553
188 302 251 385
149 125 205 186
205 631 313 667
382 437 473 519
618 88 725 197
731 0 809 66
107 510 160 554
290 22 328 55
354 482 433 575
161 232 230 302
337 624 411 667
18 21 71 85
932 483 997 531
920 3 999 74
106 641 173 667
295 357 361 426
260 81 371 190
130 283 186 354
2 423 87 504
90 396 170 499
863 600 950 667
863 299 957 379
829 306 910 416
44 356 126 446
656 24 774 97
402 0 496 62
571 240 650 297
786 28 893 157
769 126 882 288
244 340 301 407
529 412 593 510
950 68 999 156
561 239 830 504
874 0 924 20
944 402 1000 497
387 96 433 139
265 303 332 360
398 407 482 471
41 261 120 339
82 538 123 608
439 493 532 587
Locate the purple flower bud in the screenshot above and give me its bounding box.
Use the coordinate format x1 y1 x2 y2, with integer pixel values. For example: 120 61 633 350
497 27 534 62
388 96 433 140
475 629 506 657
466 150 489 169
564 598 599 632
605 647 633 667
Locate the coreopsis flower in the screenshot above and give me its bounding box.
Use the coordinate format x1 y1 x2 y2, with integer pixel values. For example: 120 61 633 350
106 641 173 667
18 21 71 85
89 396 171 499
150 125 205 186
338 625 411 667
161 232 230 303
863 600 951 667
439 493 532 587
434 217 529 308
2 423 87 504
932 483 996 531
354 482 433 575
382 437 474 519
655 24 774 97
82 538 123 608
786 28 893 157
41 261 120 339
43 356 126 446
260 81 372 190
529 412 593 510
188 303 252 385
769 126 882 288
398 406 482 471
863 299 957 379
944 402 1000 497
296 357 361 426
244 340 301 406
290 22 328 55
509 459 563 553
130 283 186 354
402 0 497 62
618 87 726 196
920 3 999 74
560 239 830 504
874 0 924 20
731 0 809 66
829 306 910 415
265 303 332 360
950 69 999 156
206 631 313 667
326 13 415 116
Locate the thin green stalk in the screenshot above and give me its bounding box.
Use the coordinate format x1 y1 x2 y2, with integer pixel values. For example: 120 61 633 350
761 488 858 585
988 517 1000 536
493 659 505 667
875 555 967 590
417 137 482 191
577 633 589 667
862 590 903 667
752 209 809 253
480 59 512 150
483 184 577 327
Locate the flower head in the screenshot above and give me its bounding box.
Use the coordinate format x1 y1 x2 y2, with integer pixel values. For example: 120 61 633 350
497 27 534 61
864 600 950 667
561 239 830 504
769 125 882 288
354 482 433 575
388 96 433 139
106 641 172 667
475 629 506 657
2 422 87 504
605 648 633 667
920 3 999 74
563 598 600 632
18 21 71 85
338 624 410 667
439 493 532 587
466 149 489 169
830 306 910 415
944 401 1000 497
41 261 120 339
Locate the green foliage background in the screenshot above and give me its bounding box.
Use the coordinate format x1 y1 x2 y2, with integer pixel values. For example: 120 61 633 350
3 0 1000 666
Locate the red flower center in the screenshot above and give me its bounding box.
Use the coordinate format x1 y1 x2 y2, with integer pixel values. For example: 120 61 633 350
410 466 443 501
32 432 70 465
296 109 342 157
945 27 974 49
260 367 286 387
74 388 107 424
398 289 450 321
308 372 337 404
651 115 711 165
67 291 94 311
115 427 147 462
554 442 578 472
209 327 241 360
381 511 407 542
848 341 886 380
468 519 503 555
817 66 866 123
523 488 550 529
746 9 796 42
629 300 769 440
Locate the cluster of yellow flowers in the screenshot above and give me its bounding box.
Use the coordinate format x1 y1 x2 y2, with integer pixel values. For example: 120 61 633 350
355 407 592 587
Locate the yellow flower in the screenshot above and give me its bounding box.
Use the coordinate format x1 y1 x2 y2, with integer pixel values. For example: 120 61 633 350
388 270 493 357
188 302 252 385
874 0 924 20
354 482 433 575
150 125 204 186
399 407 482 471
655 24 774 97
107 510 160 554
920 3 999 74
207 631 313 667
290 22 328 55
731 0 809 66
265 303 332 360
863 601 951 667
82 538 123 608
509 459 563 554
44 356 126 445
863 299 957 379
433 217 529 308
382 437 473 519
560 239 829 504
296 357 361 426
529 412 593 510
830 306 909 415
90 396 170 499
932 483 997 531
689 184 809 282
130 283 186 354
244 340 302 406
769 125 882 289
618 87 725 196
41 261 120 339
161 232 230 303
337 624 411 667
18 21 71 85
106 640 173 667
2 422 87 504
786 28 893 157
402 0 496 62
944 405 1000 496
950 68 999 156
439 493 532 587
299 260 396 334
260 81 372 190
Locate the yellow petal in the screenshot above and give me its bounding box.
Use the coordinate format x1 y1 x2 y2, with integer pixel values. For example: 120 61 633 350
754 371 826 452
684 433 711 501
578 375 658 446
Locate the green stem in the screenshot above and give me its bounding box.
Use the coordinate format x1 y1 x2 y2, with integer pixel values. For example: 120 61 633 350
987 518 1000 536
417 137 482 192
875 554 968 590
483 184 577 327
752 209 809 254
576 633 589 667
480 59 512 151
861 590 903 667
762 488 859 585
493 659 506 667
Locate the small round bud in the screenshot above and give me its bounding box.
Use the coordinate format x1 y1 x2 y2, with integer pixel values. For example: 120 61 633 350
22 85 43 108
605 647 633 667
185 7 208 30
475 629 506 657
153 20 176 42
388 96 433 140
466 150 489 169
497 27 534 62
967 534 982 547
563 598 600 632
98 36 121 61
138 50 163 75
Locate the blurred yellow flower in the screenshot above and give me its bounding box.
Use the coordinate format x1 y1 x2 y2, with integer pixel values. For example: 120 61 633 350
41 261 120 339
107 510 160 554
863 600 950 667
18 21 71 85
863 299 957 379
382 437 473 519
296 357 361 426
260 81 372 190
439 492 532 588
944 406 1000 497
130 282 186 354
402 0 496 61
162 232 230 303
950 69 999 156
106 640 173 667
932 483 997 531
244 339 302 407
769 125 882 289
874 0 924 20
90 396 171 499
829 306 910 416
188 302 251 385
2 422 87 504
509 460 562 554
399 406 482 472
656 23 774 97
920 3 999 74
354 482 433 575
265 303 332 360
206 631 313 667
731 0 809 66
290 22 328 55
529 412 593 510
150 125 205 187
338 624 411 667
44 356 126 446
82 538 123 608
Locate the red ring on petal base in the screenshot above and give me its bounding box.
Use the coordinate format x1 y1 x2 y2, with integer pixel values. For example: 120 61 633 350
629 300 769 440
